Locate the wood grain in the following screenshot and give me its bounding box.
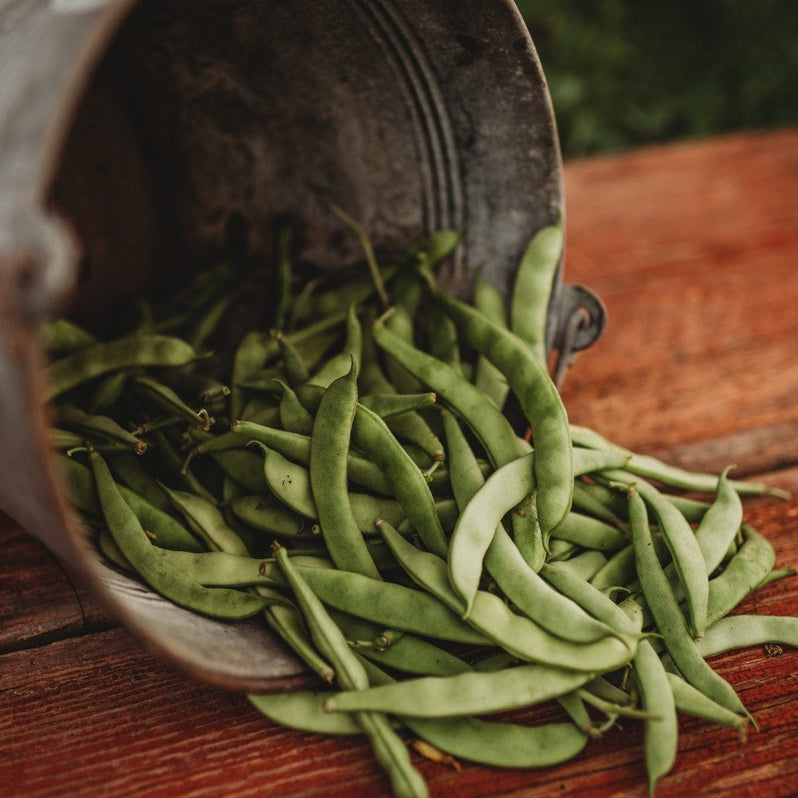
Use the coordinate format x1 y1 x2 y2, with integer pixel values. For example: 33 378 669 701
1 131 797 796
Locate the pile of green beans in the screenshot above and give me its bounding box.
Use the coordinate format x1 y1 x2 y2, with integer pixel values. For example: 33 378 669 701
44 220 796 797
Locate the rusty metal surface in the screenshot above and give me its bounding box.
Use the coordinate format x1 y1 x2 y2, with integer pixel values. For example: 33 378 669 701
0 0 600 690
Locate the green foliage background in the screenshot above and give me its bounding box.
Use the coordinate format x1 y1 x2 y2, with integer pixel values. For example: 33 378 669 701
515 1 798 157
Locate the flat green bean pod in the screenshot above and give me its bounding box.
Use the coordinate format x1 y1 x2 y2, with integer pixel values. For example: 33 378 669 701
510 215 564 366
433 291 573 533
666 673 748 737
705 524 777 627
696 614 798 657
325 662 591 718
231 420 392 496
633 639 678 796
249 691 364 736
160 484 249 556
310 365 382 579
254 443 405 530
293 563 490 646
570 425 790 499
228 495 316 537
472 271 510 410
44 334 197 400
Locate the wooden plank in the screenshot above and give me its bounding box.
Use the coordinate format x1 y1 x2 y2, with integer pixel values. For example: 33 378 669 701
560 132 798 471
0 514 116 651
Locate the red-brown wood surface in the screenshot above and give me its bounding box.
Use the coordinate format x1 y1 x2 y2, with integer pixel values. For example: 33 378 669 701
2 131 797 796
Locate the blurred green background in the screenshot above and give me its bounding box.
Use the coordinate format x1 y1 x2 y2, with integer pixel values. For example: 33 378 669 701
515 0 798 157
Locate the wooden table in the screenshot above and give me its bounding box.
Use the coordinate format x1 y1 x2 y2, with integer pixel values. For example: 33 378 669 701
2 131 797 796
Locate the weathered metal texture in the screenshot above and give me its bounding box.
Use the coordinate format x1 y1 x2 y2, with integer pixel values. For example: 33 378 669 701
0 0 603 690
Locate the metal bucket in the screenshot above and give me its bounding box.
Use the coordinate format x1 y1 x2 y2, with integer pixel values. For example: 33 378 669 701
0 0 604 691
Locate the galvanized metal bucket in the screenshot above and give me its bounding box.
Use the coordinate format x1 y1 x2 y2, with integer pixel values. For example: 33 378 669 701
0 0 604 690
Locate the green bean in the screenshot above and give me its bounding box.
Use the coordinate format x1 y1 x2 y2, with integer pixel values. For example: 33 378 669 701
274 546 428 798
231 331 274 420
341 401 448 558
696 614 798 657
359 392 438 419
705 524 777 627
249 691 364 736
628 490 749 719
231 420 392 496
326 661 592 719
571 481 627 526
275 379 315 435
240 398 281 426
424 303 462 372
292 562 489 645
44 334 197 400
666 673 748 738
255 443 405 529
360 315 446 462
440 409 485 510
153 548 281 586
277 333 310 386
472 271 510 410
160 484 249 556
50 428 97 451
89 450 267 619
404 701 588 770
311 364 381 579
666 495 712 524
608 471 709 639
449 453 535 614
54 406 147 454
551 513 628 552
358 653 590 771
208 448 268 494
589 545 636 591
548 550 609 582
383 285 426 395
575 688 654 721
433 291 573 534
263 602 335 685
556 692 597 737
510 215 563 366
413 227 462 270
330 205 390 309
151 429 218 504
570 425 790 499
228 495 315 537
88 370 130 413
633 639 678 796
693 466 743 574
106 451 172 512
41 318 96 353
307 303 362 389
55 453 202 552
